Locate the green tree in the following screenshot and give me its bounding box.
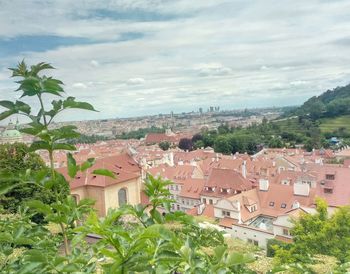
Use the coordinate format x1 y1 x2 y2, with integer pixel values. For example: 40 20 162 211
0 143 69 222
159 141 170 151
274 198 350 265
214 135 232 154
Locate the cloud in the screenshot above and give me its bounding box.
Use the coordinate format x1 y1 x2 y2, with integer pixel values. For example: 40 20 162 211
0 0 350 122
194 63 232 77
127 77 145 85
72 82 88 89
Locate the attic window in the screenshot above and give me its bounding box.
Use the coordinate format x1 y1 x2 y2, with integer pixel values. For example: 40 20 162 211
281 203 287 209
269 202 274 207
75 176 81 179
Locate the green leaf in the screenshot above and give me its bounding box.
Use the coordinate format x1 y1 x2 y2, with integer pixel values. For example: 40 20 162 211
29 141 51 152
26 200 53 215
67 153 78 178
92 169 116 179
63 97 97 112
41 77 64 96
52 143 76 151
0 100 15 109
80 158 95 172
0 109 16 121
0 180 22 195
15 100 31 114
30 62 55 75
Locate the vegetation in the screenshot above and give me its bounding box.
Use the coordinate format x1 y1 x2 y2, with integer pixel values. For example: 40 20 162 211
272 199 350 272
0 61 257 273
0 143 69 223
178 137 193 151
116 126 165 140
159 141 171 151
66 134 110 144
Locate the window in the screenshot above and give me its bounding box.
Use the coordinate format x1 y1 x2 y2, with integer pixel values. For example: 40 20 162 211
283 228 289 236
221 188 229 194
209 199 213 205
203 198 207 204
175 185 179 191
324 188 333 194
281 203 286 208
182 199 185 204
222 210 231 217
253 240 259 246
118 188 127 206
251 205 257 212
247 239 253 244
177 205 180 210
269 202 275 207
326 174 335 180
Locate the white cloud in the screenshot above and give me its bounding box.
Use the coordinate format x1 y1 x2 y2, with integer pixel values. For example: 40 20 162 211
72 82 88 89
0 0 350 121
127 78 145 85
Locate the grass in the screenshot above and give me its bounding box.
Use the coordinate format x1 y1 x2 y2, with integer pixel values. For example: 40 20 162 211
319 115 350 134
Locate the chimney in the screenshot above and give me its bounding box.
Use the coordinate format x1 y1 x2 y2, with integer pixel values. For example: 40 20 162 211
259 179 269 191
242 160 247 178
293 183 310 196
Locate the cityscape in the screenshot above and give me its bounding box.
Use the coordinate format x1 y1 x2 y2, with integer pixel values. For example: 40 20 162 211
1 1 350 273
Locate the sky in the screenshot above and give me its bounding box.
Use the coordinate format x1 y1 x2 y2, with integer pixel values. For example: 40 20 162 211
1 0 350 123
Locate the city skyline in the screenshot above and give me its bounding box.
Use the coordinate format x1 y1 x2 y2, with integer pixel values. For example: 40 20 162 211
1 0 350 122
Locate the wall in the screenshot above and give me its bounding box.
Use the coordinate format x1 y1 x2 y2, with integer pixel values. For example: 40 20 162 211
227 224 274 249
104 177 141 213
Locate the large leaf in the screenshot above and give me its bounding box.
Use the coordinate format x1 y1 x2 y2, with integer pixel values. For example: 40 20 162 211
15 100 31 114
52 143 76 151
0 109 16 121
0 180 22 195
63 97 97 112
80 158 95 172
29 141 51 152
17 76 41 97
41 76 64 96
67 153 78 179
0 100 15 109
26 200 53 215
92 169 116 179
30 62 55 75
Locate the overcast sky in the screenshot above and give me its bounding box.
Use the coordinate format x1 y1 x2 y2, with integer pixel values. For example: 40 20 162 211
1 0 350 123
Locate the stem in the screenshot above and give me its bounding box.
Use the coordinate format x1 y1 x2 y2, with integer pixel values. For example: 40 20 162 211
37 94 47 126
59 223 70 256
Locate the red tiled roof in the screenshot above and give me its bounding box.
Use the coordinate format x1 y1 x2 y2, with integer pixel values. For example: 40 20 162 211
58 154 141 189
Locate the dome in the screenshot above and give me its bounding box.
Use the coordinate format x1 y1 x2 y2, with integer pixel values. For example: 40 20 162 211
2 129 22 138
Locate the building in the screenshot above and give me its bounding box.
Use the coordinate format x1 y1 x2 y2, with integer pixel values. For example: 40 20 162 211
0 120 23 144
59 153 142 217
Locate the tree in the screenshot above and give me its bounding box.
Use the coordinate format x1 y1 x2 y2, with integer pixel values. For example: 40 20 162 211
159 141 170 151
0 143 69 222
178 138 193 151
274 198 350 265
214 135 232 154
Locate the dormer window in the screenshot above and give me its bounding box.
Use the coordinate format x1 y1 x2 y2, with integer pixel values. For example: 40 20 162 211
281 203 287 209
269 202 274 207
221 188 229 194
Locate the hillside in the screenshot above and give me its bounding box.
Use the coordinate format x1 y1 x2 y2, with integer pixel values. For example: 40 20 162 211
287 84 350 119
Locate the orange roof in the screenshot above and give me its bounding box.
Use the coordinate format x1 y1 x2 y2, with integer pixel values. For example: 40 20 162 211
178 178 205 199
219 217 237 228
58 153 141 189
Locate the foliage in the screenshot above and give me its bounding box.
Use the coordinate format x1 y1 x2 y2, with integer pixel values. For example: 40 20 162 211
116 126 165 140
274 198 350 268
0 61 257 273
76 174 256 273
159 141 171 151
66 134 109 144
178 137 193 151
0 143 69 223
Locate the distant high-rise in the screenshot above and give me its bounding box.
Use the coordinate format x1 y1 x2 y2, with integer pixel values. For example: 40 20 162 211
199 107 203 114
